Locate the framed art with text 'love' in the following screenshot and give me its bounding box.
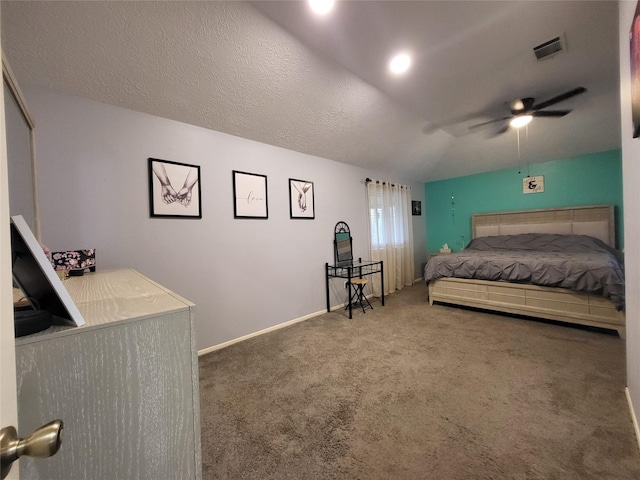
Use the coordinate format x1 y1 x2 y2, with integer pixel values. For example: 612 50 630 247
233 170 269 219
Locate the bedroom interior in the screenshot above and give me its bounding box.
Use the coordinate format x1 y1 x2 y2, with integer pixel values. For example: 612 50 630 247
1 1 640 479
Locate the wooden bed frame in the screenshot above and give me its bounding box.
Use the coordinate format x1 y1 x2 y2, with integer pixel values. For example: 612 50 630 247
427 205 625 337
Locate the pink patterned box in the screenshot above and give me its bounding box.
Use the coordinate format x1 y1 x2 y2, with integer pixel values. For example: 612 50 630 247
51 249 96 273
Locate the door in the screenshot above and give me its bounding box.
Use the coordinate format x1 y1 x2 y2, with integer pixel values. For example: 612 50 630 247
0 41 21 480
2 28 40 479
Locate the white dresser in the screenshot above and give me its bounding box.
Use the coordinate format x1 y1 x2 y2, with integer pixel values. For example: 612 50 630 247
15 269 202 480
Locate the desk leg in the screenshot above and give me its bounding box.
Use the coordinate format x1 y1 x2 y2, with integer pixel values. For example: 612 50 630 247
380 261 385 306
348 266 353 319
325 263 330 313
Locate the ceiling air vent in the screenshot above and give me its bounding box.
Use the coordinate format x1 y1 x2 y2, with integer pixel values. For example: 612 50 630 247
533 36 564 60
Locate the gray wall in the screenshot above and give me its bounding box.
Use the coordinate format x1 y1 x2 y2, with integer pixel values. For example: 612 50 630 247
619 1 640 435
26 87 427 351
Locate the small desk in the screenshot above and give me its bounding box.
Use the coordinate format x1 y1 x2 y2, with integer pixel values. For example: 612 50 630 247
325 258 384 319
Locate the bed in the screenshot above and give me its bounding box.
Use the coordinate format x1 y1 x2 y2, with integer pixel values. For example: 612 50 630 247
425 205 626 337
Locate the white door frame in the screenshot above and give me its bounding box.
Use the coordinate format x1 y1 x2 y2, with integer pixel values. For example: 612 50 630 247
0 44 21 480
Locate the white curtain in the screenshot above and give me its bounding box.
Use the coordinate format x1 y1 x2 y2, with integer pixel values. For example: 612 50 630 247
367 179 415 296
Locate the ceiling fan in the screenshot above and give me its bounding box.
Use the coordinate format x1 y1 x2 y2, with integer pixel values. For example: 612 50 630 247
469 87 587 135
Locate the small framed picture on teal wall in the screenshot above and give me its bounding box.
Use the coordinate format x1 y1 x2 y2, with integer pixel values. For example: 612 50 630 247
523 176 544 194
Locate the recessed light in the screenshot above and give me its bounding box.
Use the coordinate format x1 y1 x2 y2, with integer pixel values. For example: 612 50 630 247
389 53 411 75
309 0 334 15
510 115 533 128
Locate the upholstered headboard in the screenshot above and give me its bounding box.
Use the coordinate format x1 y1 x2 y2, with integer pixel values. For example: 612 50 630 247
472 205 615 247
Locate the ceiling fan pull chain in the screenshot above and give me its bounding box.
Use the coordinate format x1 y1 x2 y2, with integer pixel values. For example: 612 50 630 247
517 128 522 174
526 125 530 177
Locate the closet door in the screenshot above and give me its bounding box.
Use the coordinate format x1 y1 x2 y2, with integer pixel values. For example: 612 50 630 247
4 65 37 237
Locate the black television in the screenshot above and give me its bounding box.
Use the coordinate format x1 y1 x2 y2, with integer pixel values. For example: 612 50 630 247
11 215 85 327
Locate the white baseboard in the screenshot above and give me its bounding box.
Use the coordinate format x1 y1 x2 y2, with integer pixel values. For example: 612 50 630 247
626 387 640 454
198 300 354 356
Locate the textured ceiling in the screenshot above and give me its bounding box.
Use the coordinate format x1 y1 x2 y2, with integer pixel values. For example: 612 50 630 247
0 1 622 182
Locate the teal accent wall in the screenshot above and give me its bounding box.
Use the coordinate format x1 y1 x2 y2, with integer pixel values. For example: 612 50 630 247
425 150 624 252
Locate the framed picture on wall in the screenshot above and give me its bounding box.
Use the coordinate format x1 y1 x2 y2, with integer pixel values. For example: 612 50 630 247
631 0 640 138
289 178 315 219
233 170 269 219
412 200 422 216
148 158 201 218
523 175 544 194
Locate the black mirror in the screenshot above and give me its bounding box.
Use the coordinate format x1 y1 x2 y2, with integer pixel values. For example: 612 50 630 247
334 221 353 266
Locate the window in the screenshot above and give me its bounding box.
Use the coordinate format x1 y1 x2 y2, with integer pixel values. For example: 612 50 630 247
369 191 406 249
366 179 415 294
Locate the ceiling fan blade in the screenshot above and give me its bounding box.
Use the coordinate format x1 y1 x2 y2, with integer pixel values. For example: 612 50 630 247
532 110 570 117
532 87 586 111
493 123 510 135
469 116 511 130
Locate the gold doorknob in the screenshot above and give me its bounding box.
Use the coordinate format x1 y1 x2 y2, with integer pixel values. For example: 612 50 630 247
0 419 63 479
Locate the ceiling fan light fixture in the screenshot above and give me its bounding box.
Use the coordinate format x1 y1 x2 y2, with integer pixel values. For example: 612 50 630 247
308 0 334 15
510 114 533 129
389 53 411 75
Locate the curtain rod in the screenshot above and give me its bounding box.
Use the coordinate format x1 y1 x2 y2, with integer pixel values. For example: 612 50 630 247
365 178 410 189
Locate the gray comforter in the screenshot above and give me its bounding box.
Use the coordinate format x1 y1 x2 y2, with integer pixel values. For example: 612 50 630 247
424 233 625 309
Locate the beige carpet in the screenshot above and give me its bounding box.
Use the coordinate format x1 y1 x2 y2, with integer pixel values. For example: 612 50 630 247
199 283 640 479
